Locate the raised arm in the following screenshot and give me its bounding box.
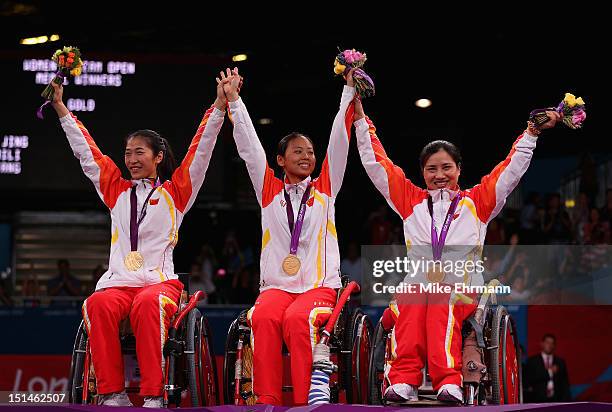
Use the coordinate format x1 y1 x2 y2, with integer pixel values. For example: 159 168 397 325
355 104 426 219
469 112 561 223
315 71 356 198
167 78 226 214
51 82 129 209
225 69 282 207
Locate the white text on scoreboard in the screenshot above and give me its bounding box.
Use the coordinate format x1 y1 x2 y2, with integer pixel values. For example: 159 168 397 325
0 135 29 175
23 59 137 113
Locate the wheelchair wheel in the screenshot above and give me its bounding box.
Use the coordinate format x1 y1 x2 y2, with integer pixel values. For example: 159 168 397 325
68 320 88 404
344 308 373 404
490 305 522 404
223 311 255 405
367 318 387 405
186 308 218 406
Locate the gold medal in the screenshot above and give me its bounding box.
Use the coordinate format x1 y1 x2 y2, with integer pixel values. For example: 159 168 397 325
282 254 301 276
427 266 445 283
124 251 144 271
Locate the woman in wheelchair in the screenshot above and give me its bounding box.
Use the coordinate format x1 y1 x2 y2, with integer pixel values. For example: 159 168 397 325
355 97 561 403
49 78 227 407
220 68 361 405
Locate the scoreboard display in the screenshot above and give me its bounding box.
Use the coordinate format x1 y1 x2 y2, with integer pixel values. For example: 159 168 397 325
0 50 230 199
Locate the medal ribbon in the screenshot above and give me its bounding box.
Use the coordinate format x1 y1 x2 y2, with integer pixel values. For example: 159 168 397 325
284 184 312 255
129 178 160 252
428 191 461 261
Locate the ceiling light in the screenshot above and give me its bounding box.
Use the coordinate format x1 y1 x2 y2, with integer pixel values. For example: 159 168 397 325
20 35 49 45
415 98 432 108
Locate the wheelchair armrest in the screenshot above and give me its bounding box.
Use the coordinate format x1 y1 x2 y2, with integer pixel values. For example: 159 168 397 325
171 290 205 329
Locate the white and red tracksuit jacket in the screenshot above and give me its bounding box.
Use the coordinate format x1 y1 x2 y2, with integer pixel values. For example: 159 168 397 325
228 86 356 293
356 115 538 389
59 106 224 290
356 116 538 286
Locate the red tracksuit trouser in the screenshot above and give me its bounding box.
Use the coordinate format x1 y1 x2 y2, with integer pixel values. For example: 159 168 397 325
386 291 476 390
81 279 182 396
247 287 337 405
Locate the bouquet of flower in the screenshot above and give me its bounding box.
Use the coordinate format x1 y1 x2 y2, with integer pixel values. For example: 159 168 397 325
557 93 586 129
37 46 84 119
529 92 586 130
333 49 375 98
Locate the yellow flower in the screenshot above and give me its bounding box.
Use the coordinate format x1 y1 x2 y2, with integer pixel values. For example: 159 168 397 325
575 97 585 106
334 59 346 75
70 66 82 76
564 92 577 108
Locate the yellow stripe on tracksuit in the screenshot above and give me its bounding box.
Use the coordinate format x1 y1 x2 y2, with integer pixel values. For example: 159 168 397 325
82 300 92 334
160 189 178 245
385 301 400 383
444 294 458 369
261 229 271 251
314 224 324 288
159 294 177 371
308 306 333 349
247 306 256 352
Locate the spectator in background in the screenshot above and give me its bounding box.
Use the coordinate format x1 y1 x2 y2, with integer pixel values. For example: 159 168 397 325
340 241 362 283
535 205 548 244
571 192 591 244
580 208 610 273
520 192 541 244
217 231 246 303
22 261 40 295
21 261 41 307
583 208 611 245
0 281 12 306
504 271 531 303
190 244 218 303
47 259 81 299
523 334 571 402
367 205 392 245
231 264 259 304
599 188 612 230
485 218 506 245
578 153 598 202
543 194 573 244
87 265 106 295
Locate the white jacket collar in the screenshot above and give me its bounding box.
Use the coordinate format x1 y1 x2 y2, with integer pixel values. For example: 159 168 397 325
284 175 312 194
131 178 159 189
427 187 460 202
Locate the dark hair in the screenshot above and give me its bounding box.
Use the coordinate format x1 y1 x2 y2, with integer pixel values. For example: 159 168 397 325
277 132 314 157
57 259 69 267
419 140 462 170
126 130 177 182
542 333 556 342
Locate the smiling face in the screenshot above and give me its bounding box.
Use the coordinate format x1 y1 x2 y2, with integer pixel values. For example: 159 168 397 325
124 136 163 180
277 135 316 182
422 149 461 190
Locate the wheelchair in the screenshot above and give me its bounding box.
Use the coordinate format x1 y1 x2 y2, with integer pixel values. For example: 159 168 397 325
223 278 374 405
67 276 218 407
368 281 522 406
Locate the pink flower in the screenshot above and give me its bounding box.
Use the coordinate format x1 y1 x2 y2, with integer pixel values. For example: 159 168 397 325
572 110 586 124
344 51 355 64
